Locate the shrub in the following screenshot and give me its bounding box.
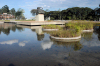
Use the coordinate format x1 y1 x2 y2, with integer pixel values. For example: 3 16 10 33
42 24 61 29
49 29 81 38
65 21 93 30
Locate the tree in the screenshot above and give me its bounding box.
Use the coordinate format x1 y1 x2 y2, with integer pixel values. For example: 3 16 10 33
0 9 2 14
1 5 10 14
15 8 25 20
10 8 16 16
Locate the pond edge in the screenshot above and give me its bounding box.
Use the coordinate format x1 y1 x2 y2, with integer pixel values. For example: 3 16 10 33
82 29 93 32
50 35 81 40
42 28 59 31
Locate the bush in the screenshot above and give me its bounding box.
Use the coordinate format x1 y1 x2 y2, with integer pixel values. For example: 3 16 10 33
49 29 81 38
65 21 93 30
42 24 61 29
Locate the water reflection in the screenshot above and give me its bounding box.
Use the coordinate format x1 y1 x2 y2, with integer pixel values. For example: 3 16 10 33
0 23 23 35
37 34 44 41
19 41 29 47
0 39 29 47
94 26 100 40
41 40 53 50
52 40 83 51
0 39 18 45
81 32 93 41
81 33 100 47
17 25 43 35
0 24 100 66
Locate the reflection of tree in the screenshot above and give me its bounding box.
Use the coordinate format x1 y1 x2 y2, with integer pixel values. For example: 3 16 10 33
81 32 93 41
52 40 83 51
11 26 16 32
94 26 100 40
37 34 44 41
16 27 23 32
2 28 10 35
73 43 83 51
0 28 1 34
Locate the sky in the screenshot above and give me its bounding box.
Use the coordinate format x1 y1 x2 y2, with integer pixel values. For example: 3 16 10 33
0 0 100 19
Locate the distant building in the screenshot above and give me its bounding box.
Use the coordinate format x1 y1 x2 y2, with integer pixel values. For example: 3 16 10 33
0 13 15 20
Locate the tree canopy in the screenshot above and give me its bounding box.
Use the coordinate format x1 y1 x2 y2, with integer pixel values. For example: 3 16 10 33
44 5 100 21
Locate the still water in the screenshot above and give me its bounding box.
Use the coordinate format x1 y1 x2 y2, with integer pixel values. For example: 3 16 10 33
0 23 100 66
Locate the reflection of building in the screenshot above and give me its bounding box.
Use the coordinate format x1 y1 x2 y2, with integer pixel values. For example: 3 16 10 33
0 13 15 20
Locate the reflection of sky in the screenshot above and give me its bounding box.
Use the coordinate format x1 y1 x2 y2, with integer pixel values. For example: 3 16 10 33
41 40 53 50
19 41 29 47
0 39 18 45
80 33 100 47
0 39 29 47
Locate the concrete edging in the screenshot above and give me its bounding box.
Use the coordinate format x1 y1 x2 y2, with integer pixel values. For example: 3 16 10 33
42 28 59 31
50 35 81 40
82 29 93 32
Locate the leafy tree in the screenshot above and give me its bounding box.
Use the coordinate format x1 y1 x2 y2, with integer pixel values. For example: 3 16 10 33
15 8 25 20
0 9 2 14
10 8 16 16
1 5 10 14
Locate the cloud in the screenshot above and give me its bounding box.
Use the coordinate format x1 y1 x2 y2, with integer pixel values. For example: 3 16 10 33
0 39 18 45
0 39 29 47
18 0 100 19
18 41 29 47
41 40 53 50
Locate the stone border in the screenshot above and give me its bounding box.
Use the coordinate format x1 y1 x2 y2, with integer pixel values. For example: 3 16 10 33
82 29 93 32
50 35 81 40
50 35 81 42
42 28 59 31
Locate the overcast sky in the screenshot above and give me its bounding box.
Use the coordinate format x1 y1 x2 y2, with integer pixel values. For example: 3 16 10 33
0 0 100 19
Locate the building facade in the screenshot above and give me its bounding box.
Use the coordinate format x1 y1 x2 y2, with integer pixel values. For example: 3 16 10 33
0 13 15 20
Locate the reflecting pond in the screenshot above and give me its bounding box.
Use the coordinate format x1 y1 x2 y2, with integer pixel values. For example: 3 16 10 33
0 23 100 66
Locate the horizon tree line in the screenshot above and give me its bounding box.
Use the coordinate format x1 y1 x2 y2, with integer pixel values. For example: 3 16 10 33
43 4 100 21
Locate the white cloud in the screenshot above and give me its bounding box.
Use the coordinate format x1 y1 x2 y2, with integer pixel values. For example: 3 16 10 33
19 42 25 47
18 41 29 47
41 40 53 50
0 39 18 45
19 0 100 18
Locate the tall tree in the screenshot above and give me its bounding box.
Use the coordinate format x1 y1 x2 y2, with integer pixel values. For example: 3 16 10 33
0 9 2 14
15 8 25 20
10 8 16 16
1 5 10 14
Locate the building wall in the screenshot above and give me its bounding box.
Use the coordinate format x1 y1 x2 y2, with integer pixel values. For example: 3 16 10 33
36 14 44 21
0 14 15 20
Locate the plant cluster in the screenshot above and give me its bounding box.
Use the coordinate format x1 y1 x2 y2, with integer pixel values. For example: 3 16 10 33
43 21 93 38
65 21 93 30
48 29 81 38
42 24 61 29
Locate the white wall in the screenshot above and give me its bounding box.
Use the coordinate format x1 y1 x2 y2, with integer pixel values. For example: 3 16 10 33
36 14 44 21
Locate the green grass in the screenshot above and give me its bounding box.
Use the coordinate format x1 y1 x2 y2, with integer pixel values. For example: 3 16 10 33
0 20 10 22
